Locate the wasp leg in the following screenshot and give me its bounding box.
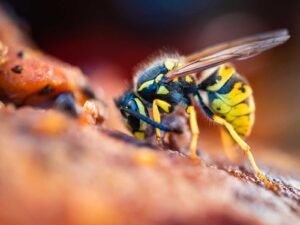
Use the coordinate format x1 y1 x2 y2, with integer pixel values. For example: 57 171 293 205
213 116 276 189
152 99 172 144
220 127 239 163
194 93 276 189
54 92 78 117
186 105 199 160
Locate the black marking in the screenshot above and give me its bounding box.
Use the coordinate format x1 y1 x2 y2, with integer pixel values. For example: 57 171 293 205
127 112 141 132
177 77 197 94
194 92 214 118
16 51 24 58
216 75 222 81
198 68 220 90
208 91 218 105
217 74 240 94
157 82 184 105
38 85 54 95
238 85 246 93
216 107 221 111
11 65 23 74
137 82 158 102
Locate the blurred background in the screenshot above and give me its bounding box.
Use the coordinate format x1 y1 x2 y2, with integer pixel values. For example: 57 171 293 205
2 0 300 157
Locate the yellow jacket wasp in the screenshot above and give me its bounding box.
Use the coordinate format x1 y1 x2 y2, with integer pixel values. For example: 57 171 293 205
115 29 290 189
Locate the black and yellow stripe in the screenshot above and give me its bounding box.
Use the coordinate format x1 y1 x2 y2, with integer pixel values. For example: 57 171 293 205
199 64 255 137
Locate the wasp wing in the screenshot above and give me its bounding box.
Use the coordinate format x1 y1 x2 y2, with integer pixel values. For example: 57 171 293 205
167 29 290 80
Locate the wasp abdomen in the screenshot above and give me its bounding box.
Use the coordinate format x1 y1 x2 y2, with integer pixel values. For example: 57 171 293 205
201 65 255 137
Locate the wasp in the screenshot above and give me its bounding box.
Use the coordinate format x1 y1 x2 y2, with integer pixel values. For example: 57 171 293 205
115 30 290 189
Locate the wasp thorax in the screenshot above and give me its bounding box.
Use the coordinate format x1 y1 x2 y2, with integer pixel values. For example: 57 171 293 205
135 58 179 102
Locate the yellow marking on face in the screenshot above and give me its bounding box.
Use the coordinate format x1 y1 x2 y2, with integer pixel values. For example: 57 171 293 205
155 74 163 83
164 59 177 71
135 98 147 130
185 75 193 83
157 86 169 95
211 99 231 114
154 99 171 113
207 65 235 91
138 79 154 92
217 82 252 106
134 131 145 140
135 98 146 116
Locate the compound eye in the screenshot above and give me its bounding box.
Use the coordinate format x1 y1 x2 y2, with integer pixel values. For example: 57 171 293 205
120 99 136 118
127 99 138 112
128 100 135 107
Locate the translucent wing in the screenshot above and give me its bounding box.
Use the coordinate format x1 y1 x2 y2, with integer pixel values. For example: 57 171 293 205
167 29 290 81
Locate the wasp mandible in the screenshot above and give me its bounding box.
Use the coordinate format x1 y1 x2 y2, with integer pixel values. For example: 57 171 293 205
115 30 290 189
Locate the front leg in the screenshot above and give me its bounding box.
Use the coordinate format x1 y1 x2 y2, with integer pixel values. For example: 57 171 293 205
152 99 172 143
186 105 199 160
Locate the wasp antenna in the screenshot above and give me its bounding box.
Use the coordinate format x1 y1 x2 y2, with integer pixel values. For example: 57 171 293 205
120 107 182 133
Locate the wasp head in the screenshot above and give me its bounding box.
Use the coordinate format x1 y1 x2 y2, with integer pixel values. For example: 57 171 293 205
114 91 149 139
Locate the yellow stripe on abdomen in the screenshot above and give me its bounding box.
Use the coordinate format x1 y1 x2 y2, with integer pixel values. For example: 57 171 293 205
210 95 255 137
217 82 252 106
206 65 235 91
